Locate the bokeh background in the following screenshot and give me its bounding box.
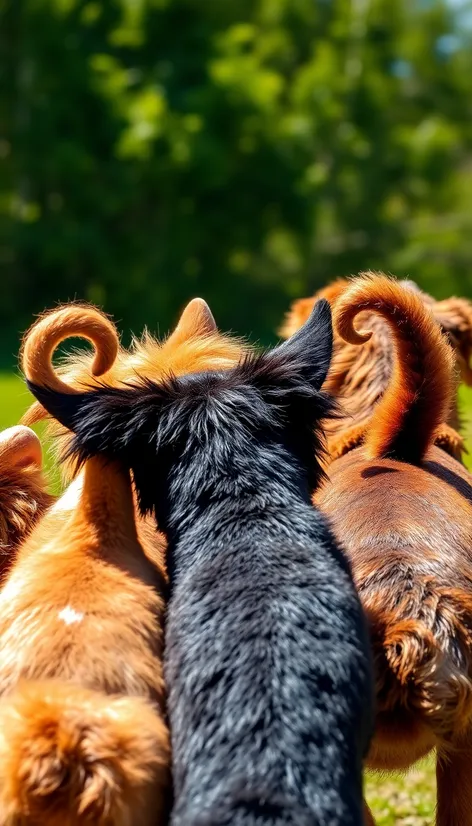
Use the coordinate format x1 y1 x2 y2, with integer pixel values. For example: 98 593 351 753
3 1 472 822
3 0 472 362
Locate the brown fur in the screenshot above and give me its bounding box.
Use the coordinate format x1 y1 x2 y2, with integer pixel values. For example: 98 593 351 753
20 299 246 570
433 295 472 386
279 276 472 457
0 453 170 825
0 426 54 580
22 298 244 475
0 681 167 826
0 308 173 825
314 275 472 826
334 274 455 463
0 299 247 823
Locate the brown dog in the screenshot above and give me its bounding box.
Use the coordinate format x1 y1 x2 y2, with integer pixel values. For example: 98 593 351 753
0 300 248 825
22 298 244 472
280 277 472 459
314 275 472 826
21 299 246 571
0 307 170 826
0 425 53 580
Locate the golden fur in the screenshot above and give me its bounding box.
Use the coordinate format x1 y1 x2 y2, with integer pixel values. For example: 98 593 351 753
314 275 472 826
22 298 244 477
0 680 167 826
0 306 172 825
0 306 170 826
0 454 169 826
280 276 472 459
21 299 246 568
0 299 247 824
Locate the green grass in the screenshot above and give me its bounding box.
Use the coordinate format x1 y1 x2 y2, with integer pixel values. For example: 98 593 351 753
459 383 472 462
0 373 34 428
1 374 471 824
366 759 436 825
0 372 63 492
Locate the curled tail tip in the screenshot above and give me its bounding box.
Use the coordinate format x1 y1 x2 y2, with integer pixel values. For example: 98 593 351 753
334 273 454 463
90 341 118 378
21 303 120 398
334 306 373 345
334 272 396 344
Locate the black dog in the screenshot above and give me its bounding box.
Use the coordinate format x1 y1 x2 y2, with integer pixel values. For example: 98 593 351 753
28 300 374 826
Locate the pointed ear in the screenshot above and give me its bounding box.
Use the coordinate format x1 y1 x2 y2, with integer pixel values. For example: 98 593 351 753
25 380 152 463
264 299 333 391
168 298 217 345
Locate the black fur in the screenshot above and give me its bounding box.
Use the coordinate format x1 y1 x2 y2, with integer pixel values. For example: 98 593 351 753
27 300 374 826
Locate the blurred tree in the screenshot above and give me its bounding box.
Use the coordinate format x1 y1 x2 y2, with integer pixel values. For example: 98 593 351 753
1 0 472 364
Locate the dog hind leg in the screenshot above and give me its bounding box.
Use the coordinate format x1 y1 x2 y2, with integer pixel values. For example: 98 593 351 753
436 745 472 826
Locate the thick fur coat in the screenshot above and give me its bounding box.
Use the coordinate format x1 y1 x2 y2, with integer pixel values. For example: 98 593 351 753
0 308 172 826
0 457 170 826
22 299 245 478
313 275 472 826
27 301 374 826
20 299 246 572
280 276 472 459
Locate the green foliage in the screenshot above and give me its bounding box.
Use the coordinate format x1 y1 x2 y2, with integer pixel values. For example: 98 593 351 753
2 0 472 365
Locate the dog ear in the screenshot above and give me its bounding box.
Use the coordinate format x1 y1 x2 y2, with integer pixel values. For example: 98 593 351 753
258 299 333 393
0 426 43 470
25 380 168 466
168 298 217 346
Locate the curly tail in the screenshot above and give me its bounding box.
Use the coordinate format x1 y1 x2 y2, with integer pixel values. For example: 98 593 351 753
0 681 170 826
278 278 349 339
21 304 119 426
334 273 455 463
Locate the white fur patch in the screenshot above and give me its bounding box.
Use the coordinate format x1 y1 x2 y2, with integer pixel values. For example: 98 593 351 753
58 606 84 625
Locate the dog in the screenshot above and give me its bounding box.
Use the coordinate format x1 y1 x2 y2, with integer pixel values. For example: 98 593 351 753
0 425 54 579
26 299 374 826
279 277 472 459
21 298 246 572
312 274 472 826
0 306 171 826
22 297 244 473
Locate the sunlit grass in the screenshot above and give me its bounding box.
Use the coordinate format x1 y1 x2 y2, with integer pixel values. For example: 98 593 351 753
366 758 435 825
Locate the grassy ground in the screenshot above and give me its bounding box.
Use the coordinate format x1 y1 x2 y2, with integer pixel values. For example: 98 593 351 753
1 373 471 823
365 759 436 825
